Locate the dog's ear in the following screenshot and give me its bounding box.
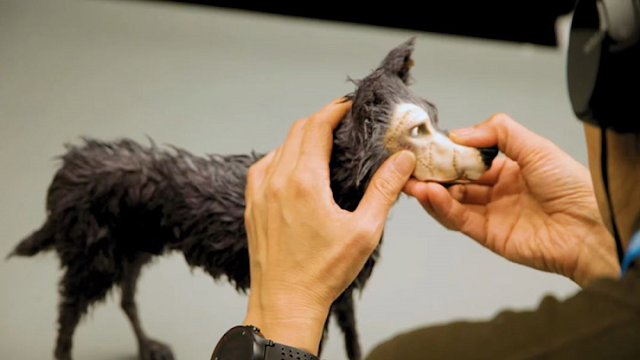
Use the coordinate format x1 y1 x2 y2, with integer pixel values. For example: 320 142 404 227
342 38 417 126
378 37 416 84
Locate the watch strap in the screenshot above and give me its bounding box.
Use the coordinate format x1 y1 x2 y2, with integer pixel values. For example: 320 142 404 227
264 341 320 360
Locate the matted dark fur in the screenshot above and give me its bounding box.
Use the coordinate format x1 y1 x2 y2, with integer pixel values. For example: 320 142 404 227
11 38 429 360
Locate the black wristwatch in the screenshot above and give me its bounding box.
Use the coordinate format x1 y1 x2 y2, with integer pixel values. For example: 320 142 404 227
211 325 320 360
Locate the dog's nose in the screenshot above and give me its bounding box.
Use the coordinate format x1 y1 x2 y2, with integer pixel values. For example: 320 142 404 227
478 146 499 168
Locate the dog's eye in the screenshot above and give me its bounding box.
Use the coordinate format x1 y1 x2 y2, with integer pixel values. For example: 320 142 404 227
410 124 428 138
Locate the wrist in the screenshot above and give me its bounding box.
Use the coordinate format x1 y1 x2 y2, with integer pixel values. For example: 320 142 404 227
243 292 331 355
572 224 620 287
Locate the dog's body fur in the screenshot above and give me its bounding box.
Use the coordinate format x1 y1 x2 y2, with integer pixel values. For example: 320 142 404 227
11 39 497 360
16 136 372 360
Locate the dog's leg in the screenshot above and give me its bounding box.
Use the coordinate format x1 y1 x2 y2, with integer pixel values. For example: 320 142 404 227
55 268 114 360
121 256 174 360
55 298 84 360
333 289 361 360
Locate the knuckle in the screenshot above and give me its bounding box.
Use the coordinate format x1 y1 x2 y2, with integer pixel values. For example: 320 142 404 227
355 221 379 241
449 185 466 202
245 184 263 208
372 175 400 203
308 110 320 122
246 164 259 181
425 209 454 230
443 223 456 231
267 179 287 199
312 121 330 133
351 226 379 252
307 112 331 129
251 194 265 210
291 172 313 195
293 118 307 131
352 227 370 241
243 204 252 223
244 188 253 204
489 113 512 126
302 119 321 135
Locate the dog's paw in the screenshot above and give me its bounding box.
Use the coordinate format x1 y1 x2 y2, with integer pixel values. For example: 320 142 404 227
54 345 72 360
141 339 174 360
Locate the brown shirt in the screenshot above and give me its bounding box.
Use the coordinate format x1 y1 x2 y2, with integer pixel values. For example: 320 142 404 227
365 267 640 360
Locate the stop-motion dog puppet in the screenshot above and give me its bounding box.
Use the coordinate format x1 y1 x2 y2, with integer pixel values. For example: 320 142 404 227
10 38 498 360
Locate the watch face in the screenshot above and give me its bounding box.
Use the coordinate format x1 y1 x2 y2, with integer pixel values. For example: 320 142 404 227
211 326 256 360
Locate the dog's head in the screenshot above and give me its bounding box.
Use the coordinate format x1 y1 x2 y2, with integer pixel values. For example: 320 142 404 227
343 38 498 184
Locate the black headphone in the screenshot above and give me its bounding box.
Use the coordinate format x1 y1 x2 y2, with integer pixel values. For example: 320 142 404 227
567 0 640 264
568 0 640 133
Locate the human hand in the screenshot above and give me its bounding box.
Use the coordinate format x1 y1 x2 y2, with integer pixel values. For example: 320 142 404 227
404 113 619 286
242 98 416 354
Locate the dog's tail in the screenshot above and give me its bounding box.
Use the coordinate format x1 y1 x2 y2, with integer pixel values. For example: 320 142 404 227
8 222 55 259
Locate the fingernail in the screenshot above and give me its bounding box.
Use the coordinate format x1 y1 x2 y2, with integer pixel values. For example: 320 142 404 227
450 127 475 140
335 96 351 104
393 151 415 177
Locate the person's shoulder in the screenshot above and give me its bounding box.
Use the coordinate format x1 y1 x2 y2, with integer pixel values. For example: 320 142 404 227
364 269 640 360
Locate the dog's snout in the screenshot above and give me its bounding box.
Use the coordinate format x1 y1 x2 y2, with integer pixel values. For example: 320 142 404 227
478 146 499 168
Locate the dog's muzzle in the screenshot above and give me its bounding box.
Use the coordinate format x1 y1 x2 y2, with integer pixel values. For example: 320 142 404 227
384 103 499 182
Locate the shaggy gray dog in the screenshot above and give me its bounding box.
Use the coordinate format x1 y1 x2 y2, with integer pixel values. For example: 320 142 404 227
10 38 498 360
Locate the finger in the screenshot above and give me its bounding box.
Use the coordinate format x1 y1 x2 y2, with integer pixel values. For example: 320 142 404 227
264 144 284 185
355 151 416 225
449 113 561 169
245 149 278 199
406 180 489 216
403 178 424 196
470 156 510 185
265 118 307 182
447 184 493 205
245 151 279 258
404 179 441 219
412 182 455 230
426 182 488 242
404 178 437 208
270 119 307 180
298 98 352 170
311 97 352 129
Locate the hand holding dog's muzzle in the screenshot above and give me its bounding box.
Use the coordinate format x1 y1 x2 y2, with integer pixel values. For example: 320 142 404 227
404 113 619 287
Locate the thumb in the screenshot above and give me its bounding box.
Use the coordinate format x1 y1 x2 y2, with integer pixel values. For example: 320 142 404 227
449 113 559 168
355 151 415 223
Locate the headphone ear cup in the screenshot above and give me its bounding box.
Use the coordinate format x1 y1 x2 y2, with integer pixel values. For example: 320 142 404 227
567 0 640 133
600 0 640 49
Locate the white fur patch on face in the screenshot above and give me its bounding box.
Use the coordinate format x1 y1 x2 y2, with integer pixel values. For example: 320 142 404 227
384 103 489 182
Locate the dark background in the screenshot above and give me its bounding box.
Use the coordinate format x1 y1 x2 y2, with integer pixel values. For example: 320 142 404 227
157 1 577 46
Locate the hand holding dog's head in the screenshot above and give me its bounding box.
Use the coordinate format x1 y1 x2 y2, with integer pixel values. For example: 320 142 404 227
348 38 498 183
